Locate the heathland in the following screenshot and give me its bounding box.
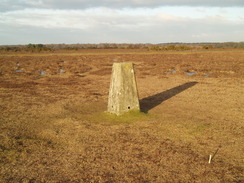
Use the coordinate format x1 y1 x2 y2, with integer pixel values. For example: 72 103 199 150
0 48 243 182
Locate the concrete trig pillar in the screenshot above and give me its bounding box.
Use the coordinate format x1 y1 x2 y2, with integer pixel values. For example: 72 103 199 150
108 62 140 115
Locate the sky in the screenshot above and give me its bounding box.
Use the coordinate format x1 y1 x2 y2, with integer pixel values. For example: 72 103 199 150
0 0 244 45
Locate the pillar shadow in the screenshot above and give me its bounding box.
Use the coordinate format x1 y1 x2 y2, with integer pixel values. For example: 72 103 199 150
140 82 198 113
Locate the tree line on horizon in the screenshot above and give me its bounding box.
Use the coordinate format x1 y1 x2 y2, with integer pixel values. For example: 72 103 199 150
0 42 244 52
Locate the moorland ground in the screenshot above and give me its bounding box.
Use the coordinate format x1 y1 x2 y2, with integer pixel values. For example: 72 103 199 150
0 49 243 182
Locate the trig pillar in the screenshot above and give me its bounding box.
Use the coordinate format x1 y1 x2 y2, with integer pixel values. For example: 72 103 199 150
107 62 140 115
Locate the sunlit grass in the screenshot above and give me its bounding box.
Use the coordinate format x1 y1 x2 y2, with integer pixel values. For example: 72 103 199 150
89 110 153 124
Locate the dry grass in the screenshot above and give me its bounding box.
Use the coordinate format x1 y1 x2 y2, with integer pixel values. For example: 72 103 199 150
0 50 243 182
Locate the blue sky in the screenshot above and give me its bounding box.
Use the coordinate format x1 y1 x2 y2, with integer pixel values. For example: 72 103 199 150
0 0 243 45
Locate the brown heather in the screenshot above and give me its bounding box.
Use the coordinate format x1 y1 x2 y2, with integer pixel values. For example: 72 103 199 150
0 49 243 182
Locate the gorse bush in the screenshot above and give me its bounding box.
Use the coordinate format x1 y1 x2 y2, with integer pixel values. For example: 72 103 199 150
26 44 52 52
148 45 192 51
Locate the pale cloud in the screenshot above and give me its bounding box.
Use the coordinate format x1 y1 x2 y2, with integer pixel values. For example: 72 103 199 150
0 1 244 44
1 7 242 29
1 0 244 11
0 8 149 30
157 13 184 21
192 33 208 38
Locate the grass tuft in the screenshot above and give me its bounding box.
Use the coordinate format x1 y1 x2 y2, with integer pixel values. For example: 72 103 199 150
85 110 152 125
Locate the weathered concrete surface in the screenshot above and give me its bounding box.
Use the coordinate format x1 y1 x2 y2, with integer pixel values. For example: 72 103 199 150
108 62 140 115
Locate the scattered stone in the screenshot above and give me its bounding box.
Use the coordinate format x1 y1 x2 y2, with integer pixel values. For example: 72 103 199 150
203 73 210 77
40 71 46 75
166 70 177 74
15 69 24 72
186 72 197 76
59 68 65 73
